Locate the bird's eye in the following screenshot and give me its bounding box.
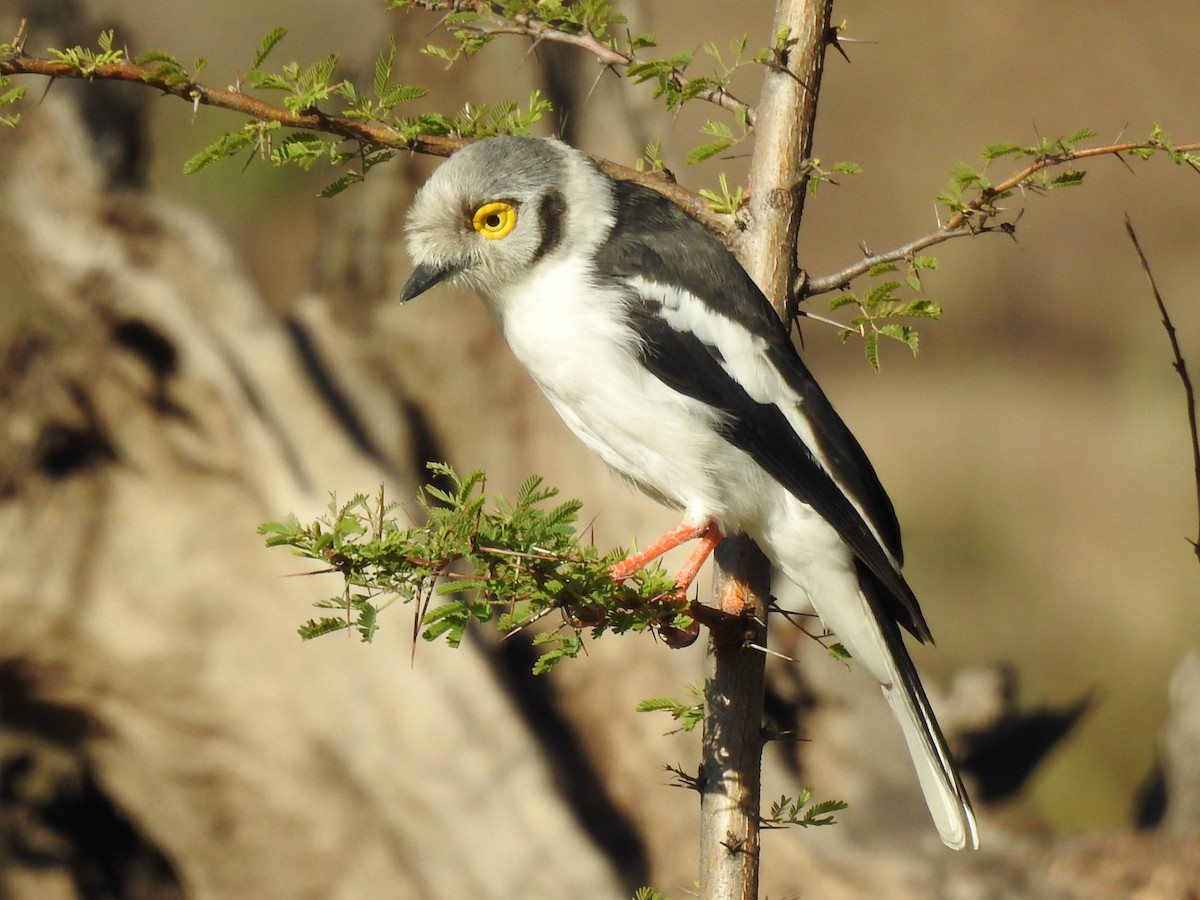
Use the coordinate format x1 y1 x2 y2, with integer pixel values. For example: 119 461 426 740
472 201 517 240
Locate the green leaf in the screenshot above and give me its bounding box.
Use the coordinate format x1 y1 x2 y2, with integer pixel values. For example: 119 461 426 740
980 142 1023 161
863 280 902 307
1049 170 1086 188
373 35 396 99
134 49 180 68
298 616 350 640
863 332 880 371
879 323 919 355
251 27 288 71
182 127 258 174
356 602 379 641
0 82 26 121
685 139 732 165
319 171 364 198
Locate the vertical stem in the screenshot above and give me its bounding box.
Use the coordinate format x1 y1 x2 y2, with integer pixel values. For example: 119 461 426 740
698 1 832 898
738 0 831 309
699 536 771 900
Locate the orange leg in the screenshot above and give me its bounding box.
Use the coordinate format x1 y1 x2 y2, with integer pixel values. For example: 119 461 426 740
610 517 723 591
671 523 724 593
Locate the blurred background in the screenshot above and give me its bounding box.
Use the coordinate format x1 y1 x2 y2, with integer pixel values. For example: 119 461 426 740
1 0 1198 897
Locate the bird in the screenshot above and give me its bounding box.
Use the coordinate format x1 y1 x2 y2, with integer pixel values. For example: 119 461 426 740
399 134 979 850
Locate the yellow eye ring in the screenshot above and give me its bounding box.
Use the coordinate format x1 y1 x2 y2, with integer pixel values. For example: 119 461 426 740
472 201 517 240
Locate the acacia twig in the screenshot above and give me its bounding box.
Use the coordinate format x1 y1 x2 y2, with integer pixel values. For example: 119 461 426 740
439 0 757 126
0 52 732 237
1125 215 1200 560
805 139 1200 297
0 53 462 155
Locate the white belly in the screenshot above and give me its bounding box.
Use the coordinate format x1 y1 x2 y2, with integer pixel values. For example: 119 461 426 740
489 258 769 530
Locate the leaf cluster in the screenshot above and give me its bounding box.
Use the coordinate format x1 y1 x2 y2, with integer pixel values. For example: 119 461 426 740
0 30 26 126
628 34 755 120
47 27 124 75
176 27 550 195
808 124 1197 368
1131 122 1200 171
636 683 706 734
761 789 848 830
0 75 24 127
260 464 690 673
936 126 1099 217
393 0 631 63
828 257 942 371
132 48 209 89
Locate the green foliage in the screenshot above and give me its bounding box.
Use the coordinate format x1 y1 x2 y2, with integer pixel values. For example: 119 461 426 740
176 27 547 194
395 4 762 175
834 124 1195 370
249 26 288 71
634 139 667 175
183 120 278 175
48 28 125 75
761 790 848 830
698 172 745 216
0 77 25 127
0 31 28 124
260 464 689 673
633 888 670 900
1134 123 1200 170
636 683 705 733
132 49 208 88
627 52 708 114
685 119 735 165
392 0 629 64
829 257 942 370
804 157 864 196
830 124 1195 368
936 124 1198 219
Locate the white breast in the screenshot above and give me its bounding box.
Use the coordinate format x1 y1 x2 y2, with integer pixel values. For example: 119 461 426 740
487 255 770 530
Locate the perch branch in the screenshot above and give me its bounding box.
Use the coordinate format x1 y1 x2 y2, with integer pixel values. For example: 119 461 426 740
0 52 732 237
437 0 757 126
806 139 1200 297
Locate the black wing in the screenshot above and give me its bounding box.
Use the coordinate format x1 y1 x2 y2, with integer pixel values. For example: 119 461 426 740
594 178 932 642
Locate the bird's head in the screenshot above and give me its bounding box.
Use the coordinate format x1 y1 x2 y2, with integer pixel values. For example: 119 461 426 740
400 135 594 304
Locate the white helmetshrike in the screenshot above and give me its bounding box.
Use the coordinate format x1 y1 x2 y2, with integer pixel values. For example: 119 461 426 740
399 135 979 850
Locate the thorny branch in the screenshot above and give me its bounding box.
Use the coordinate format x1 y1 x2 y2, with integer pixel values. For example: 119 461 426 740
804 139 1200 297
439 0 757 126
5 34 1198 309
0 51 729 236
1125 216 1200 561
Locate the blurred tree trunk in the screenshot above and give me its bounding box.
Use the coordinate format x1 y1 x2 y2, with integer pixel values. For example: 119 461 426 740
0 85 631 900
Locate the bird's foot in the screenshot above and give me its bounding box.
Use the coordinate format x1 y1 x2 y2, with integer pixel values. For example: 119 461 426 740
609 518 722 586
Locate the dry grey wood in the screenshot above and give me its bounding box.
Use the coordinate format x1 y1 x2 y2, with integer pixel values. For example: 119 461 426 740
0 87 627 900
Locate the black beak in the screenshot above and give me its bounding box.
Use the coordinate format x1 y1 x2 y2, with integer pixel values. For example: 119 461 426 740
399 261 459 303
